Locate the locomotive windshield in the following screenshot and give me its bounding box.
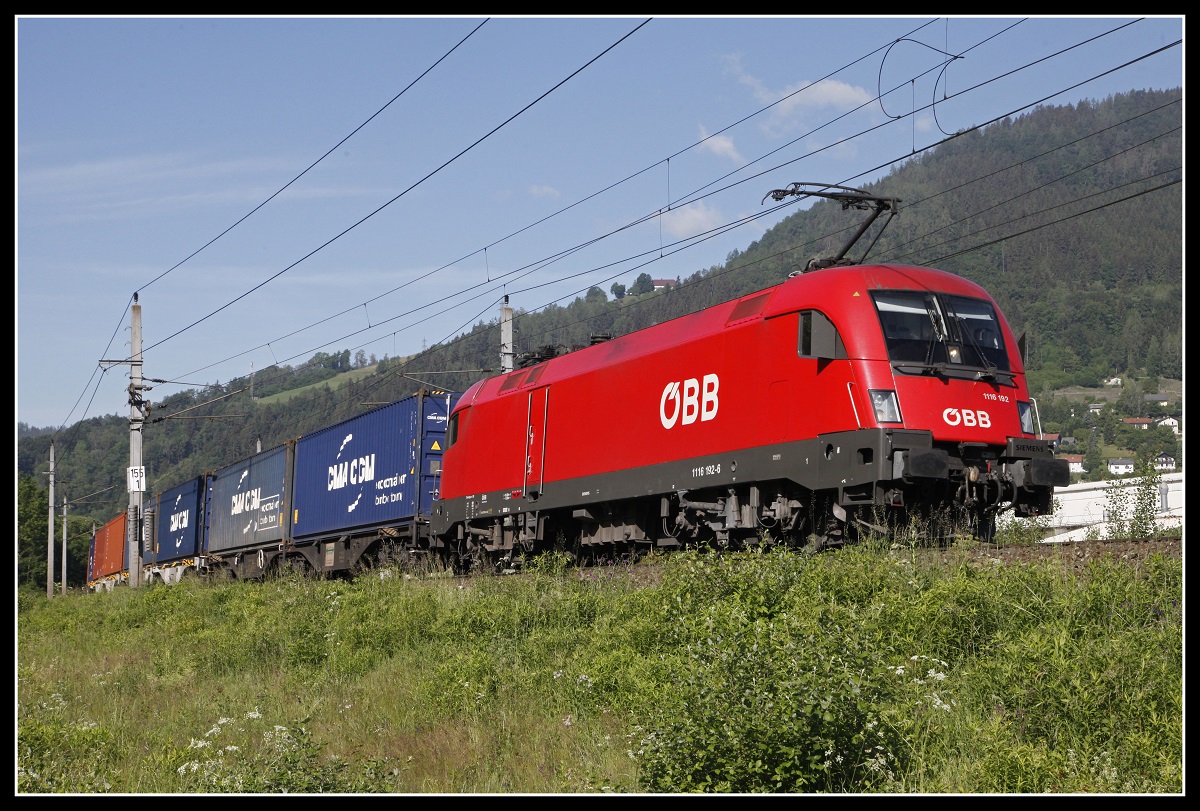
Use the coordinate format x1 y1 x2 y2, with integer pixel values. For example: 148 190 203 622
873 291 1011 379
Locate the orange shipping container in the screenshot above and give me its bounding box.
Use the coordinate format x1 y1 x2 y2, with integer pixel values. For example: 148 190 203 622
88 512 127 583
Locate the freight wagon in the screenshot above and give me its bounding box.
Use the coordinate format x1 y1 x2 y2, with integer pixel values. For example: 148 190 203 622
142 475 207 585
286 388 459 573
201 441 292 580
86 511 129 592
78 390 459 586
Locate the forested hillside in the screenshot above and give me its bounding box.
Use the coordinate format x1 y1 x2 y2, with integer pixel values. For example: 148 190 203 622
17 89 1182 587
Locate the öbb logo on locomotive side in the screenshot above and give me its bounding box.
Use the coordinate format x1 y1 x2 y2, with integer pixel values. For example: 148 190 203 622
660 374 719 429
942 408 992 428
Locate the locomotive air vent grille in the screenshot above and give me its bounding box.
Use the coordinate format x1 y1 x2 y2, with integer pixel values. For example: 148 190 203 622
499 369 530 393
726 292 771 325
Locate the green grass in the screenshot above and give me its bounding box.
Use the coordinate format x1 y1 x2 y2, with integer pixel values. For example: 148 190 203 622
17 544 1182 794
253 364 390 407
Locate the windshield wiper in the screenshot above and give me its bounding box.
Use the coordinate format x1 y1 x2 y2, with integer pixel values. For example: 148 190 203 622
894 361 949 376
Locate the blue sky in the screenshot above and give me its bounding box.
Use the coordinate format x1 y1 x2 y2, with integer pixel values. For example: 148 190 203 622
16 15 1183 430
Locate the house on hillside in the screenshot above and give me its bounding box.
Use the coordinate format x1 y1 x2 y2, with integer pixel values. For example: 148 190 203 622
1122 417 1153 430
1154 453 1177 472
1144 393 1170 408
1155 416 1180 435
1104 376 1122 386
1059 453 1086 474
652 279 677 291
1107 458 1136 476
1088 403 1105 415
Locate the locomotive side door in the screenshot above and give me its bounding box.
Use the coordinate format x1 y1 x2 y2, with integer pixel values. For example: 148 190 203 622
524 386 549 497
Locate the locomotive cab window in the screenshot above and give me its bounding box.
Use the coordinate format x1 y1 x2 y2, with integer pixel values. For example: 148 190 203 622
447 411 461 449
798 310 846 359
873 291 1010 375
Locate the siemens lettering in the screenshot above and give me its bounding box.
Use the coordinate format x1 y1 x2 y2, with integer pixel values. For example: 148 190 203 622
329 454 376 491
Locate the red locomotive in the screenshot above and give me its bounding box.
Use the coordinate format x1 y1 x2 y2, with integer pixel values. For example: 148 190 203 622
432 185 1069 569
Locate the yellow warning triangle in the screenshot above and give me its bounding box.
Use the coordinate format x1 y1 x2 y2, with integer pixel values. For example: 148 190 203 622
410 466 416 475
431 440 442 451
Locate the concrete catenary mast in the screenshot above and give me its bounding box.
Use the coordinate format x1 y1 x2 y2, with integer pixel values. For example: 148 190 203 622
46 441 55 598
101 293 150 587
61 492 68 595
501 296 514 374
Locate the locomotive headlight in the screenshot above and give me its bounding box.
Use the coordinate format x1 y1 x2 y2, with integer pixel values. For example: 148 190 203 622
870 389 902 423
1018 401 1036 434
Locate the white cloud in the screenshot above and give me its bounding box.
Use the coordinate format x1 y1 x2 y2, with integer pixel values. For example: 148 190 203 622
20 152 286 196
528 184 560 199
696 125 743 164
18 151 374 224
662 200 722 241
720 53 872 138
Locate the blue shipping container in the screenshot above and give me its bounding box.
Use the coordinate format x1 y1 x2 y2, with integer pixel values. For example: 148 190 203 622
150 475 206 565
206 443 290 554
291 391 459 541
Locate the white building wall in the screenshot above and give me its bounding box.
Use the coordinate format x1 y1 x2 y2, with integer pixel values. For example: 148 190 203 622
998 472 1184 541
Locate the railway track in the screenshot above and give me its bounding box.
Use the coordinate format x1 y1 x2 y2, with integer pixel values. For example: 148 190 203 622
441 535 1183 592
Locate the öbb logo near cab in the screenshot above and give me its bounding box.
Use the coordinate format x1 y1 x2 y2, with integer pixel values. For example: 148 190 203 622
942 408 992 428
660 374 719 429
